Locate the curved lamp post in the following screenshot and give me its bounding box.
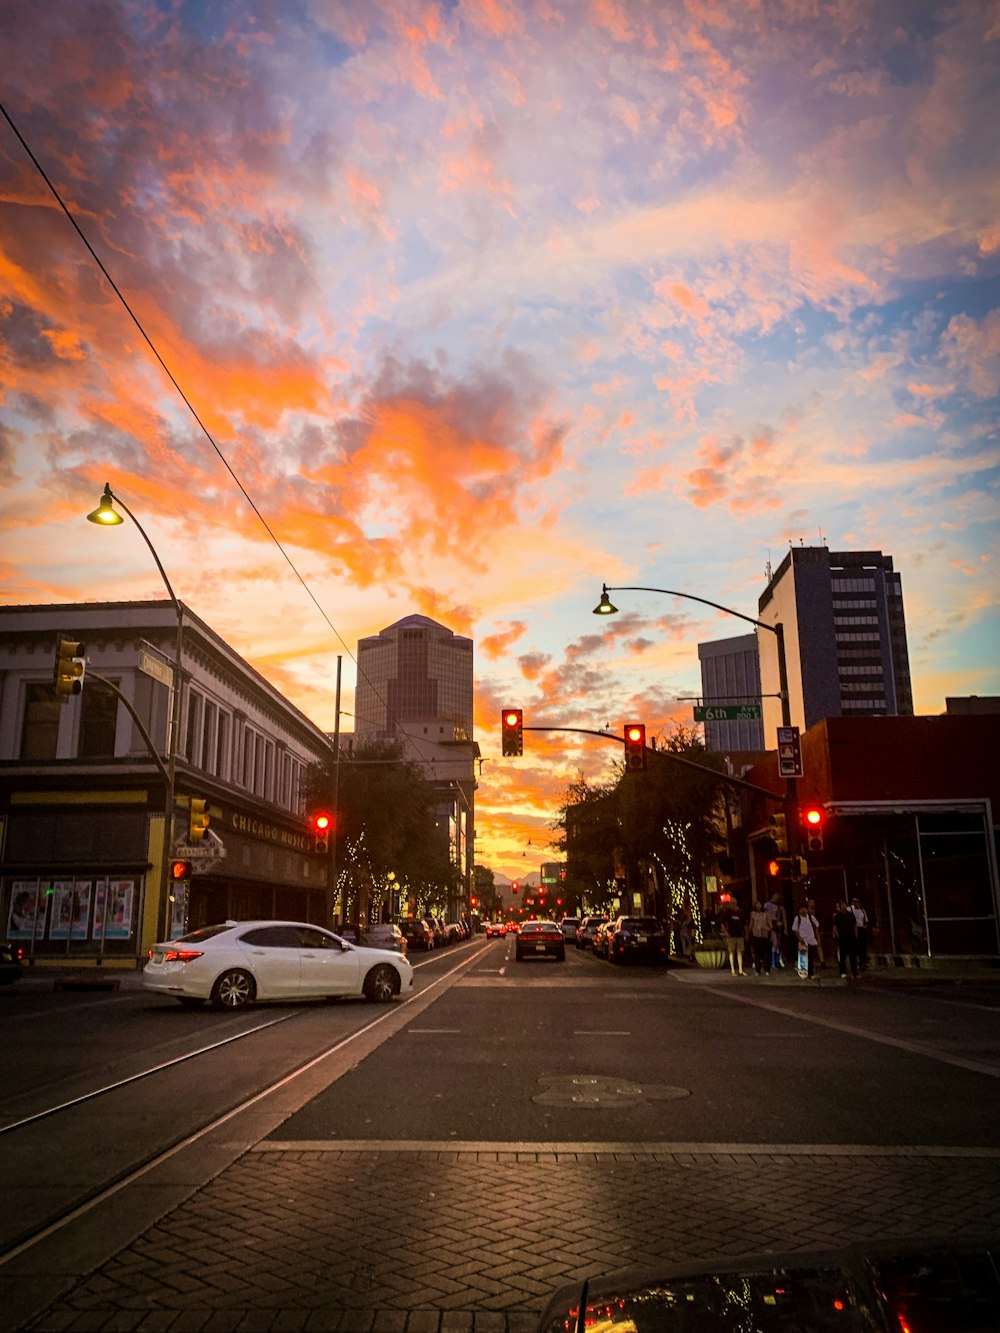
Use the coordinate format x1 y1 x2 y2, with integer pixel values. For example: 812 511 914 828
593 583 790 730
88 483 185 942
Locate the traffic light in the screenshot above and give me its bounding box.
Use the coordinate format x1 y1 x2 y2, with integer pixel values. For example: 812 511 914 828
802 805 825 852
312 811 331 853
171 859 192 881
768 856 807 878
501 708 523 756
623 723 646 771
511 881 519 894
769 812 788 855
53 639 86 698
189 798 210 843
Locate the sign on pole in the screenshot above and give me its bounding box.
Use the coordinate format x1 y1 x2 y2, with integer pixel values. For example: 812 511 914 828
138 649 174 689
777 725 803 778
693 704 762 722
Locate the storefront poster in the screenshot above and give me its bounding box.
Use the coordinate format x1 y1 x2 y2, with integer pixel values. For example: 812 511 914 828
49 882 91 940
7 882 42 940
97 879 135 939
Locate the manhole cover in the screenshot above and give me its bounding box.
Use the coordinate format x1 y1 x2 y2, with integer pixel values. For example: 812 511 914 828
533 1073 691 1107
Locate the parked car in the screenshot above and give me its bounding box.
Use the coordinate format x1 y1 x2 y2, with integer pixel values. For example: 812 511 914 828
143 920 414 1009
399 918 435 951
515 918 566 962
606 916 670 965
444 921 466 944
0 939 24 984
576 915 609 950
423 916 446 948
359 922 406 954
560 916 581 940
591 920 615 959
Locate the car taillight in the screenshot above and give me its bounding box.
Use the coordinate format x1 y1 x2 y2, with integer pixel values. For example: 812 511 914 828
163 949 204 963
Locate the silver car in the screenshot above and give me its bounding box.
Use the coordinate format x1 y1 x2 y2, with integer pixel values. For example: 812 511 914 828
143 920 414 1009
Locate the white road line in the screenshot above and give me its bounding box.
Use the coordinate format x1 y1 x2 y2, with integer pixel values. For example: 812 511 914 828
705 986 1000 1078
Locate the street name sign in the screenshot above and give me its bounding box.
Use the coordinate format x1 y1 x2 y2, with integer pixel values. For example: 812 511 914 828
138 649 174 689
693 704 762 722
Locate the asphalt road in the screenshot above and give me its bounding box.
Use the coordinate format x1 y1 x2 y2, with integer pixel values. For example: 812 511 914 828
4 936 1000 1331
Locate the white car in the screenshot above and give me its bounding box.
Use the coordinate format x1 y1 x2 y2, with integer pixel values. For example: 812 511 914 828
143 920 414 1009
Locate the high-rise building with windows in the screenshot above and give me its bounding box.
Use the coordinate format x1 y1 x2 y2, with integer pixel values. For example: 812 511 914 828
697 633 766 753
757 546 913 741
354 615 476 916
354 614 473 741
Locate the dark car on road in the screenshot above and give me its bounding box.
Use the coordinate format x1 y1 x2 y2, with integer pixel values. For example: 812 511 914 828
606 915 670 965
515 919 566 962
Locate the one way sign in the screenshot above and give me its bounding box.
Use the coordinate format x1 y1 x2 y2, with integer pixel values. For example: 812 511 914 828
777 725 803 778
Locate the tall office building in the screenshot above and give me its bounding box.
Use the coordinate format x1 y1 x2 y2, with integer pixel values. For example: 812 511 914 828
757 546 913 742
697 633 766 753
354 615 476 915
354 614 474 741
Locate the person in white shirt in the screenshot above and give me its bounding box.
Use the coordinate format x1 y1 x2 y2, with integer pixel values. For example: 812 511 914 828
791 904 820 977
851 897 869 971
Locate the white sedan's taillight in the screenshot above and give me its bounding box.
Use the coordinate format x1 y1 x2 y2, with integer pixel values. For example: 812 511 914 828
163 949 204 963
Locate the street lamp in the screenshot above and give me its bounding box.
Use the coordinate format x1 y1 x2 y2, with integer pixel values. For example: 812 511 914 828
593 583 790 730
88 482 185 941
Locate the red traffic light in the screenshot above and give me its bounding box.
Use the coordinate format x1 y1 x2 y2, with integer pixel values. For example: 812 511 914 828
802 805 825 851
501 708 524 756
511 881 519 893
313 812 331 832
623 722 647 771
311 811 332 852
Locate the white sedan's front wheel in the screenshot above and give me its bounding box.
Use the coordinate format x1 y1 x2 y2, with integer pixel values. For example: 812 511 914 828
363 964 400 1003
211 969 255 1009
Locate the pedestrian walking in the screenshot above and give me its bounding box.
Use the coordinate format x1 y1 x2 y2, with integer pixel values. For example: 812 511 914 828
833 900 859 979
749 899 771 975
851 897 870 970
677 910 693 959
807 896 825 969
722 902 746 975
791 903 820 978
765 892 786 969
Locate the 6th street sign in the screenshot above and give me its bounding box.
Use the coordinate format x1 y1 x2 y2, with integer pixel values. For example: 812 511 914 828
693 704 762 722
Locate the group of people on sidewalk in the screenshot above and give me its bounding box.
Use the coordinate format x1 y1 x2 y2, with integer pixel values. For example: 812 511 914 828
718 893 869 979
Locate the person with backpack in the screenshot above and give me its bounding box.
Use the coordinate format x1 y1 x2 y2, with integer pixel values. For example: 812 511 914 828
791 903 820 978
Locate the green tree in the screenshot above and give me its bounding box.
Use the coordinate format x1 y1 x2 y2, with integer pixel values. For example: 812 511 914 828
552 776 621 915
473 864 502 919
306 741 456 925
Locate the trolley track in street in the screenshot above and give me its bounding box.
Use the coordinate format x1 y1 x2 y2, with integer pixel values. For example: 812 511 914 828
0 939 486 1264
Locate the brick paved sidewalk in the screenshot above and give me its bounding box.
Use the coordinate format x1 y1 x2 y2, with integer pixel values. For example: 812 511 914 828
16 1143 1000 1333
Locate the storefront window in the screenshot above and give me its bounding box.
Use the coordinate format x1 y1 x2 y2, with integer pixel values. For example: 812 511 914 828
79 684 119 758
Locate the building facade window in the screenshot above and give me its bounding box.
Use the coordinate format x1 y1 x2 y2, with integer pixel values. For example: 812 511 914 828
79 685 119 758
20 683 61 760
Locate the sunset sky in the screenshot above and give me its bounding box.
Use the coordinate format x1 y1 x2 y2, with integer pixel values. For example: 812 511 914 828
2 0 998 880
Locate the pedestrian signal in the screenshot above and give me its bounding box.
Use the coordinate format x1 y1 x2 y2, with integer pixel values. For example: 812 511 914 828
171 859 192 880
